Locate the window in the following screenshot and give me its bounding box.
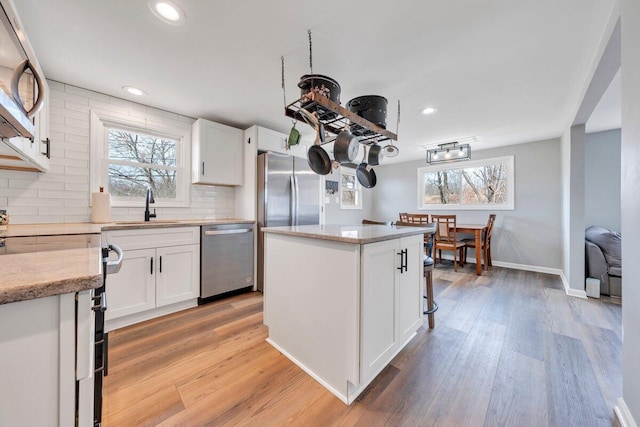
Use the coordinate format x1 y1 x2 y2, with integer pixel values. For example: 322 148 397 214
417 155 514 210
340 167 362 210
90 111 191 207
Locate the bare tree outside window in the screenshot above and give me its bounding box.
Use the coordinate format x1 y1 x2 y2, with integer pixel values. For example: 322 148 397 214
107 128 178 199
418 156 513 209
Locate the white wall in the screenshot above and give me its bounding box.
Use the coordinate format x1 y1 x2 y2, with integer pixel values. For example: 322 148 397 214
323 169 374 225
0 81 234 224
621 0 640 421
371 138 563 270
585 129 621 232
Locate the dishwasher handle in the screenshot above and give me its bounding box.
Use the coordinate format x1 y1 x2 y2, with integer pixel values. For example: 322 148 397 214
204 228 252 236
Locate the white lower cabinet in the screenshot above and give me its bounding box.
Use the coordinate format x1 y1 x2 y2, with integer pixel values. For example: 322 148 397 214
360 235 422 382
104 227 200 330
0 291 92 426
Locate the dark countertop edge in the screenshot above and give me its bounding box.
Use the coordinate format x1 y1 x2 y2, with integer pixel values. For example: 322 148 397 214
0 274 103 305
263 225 435 245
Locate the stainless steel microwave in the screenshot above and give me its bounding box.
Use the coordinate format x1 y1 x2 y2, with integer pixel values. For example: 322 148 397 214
0 0 46 140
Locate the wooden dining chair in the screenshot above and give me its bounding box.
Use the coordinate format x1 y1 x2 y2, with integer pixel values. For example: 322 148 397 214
431 214 466 272
399 213 430 224
399 213 432 255
462 214 496 270
395 220 438 328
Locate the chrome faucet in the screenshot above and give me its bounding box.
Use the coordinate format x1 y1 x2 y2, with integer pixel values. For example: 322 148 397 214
144 187 156 221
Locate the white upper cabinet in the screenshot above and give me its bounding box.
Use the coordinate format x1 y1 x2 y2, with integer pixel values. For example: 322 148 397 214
192 118 244 186
255 126 308 158
0 0 50 172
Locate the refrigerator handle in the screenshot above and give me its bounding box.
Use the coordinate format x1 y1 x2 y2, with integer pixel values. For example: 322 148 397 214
290 175 297 226
294 175 300 226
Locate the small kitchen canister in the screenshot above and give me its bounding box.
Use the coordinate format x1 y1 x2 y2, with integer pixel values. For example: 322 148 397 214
91 187 112 223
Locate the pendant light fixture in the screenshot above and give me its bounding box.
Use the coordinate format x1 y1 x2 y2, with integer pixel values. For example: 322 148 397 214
426 141 471 165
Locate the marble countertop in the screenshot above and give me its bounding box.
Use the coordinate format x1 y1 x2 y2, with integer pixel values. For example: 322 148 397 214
0 219 255 237
262 223 436 244
0 247 103 305
0 218 253 304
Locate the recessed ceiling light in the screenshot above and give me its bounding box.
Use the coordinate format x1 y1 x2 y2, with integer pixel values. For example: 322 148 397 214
148 0 186 25
421 107 438 115
122 86 146 96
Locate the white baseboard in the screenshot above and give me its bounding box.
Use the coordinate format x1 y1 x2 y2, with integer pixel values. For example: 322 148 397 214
615 398 638 427
491 260 563 276
105 299 197 332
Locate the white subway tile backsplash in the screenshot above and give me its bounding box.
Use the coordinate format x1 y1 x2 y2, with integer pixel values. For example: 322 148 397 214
10 197 63 207
65 117 90 128
48 80 65 91
89 98 130 115
65 85 110 102
65 182 89 192
49 121 90 137
50 88 89 105
0 80 236 224
64 101 91 114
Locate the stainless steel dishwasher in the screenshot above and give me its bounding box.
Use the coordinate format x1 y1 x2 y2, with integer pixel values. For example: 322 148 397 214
199 223 254 304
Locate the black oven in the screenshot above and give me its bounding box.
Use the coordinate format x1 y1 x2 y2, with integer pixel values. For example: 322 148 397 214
95 243 122 426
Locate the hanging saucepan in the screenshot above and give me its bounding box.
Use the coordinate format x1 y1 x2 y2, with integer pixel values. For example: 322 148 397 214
347 95 388 136
299 74 341 119
333 129 360 164
299 108 331 175
368 143 383 166
382 144 399 158
356 147 377 189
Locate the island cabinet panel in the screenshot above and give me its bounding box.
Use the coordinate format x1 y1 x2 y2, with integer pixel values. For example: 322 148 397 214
360 235 423 382
360 239 398 381
397 235 424 344
263 229 424 405
264 233 361 399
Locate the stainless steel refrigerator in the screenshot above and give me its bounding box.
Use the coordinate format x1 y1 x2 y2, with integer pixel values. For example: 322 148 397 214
257 151 320 291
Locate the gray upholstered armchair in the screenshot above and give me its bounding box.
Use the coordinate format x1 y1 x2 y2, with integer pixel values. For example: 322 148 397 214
585 225 622 297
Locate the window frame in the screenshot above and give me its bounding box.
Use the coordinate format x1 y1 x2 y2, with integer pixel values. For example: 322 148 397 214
416 155 515 210
339 166 363 210
90 110 191 208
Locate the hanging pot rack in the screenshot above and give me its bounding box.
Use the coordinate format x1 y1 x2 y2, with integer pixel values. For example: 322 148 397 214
282 30 398 146
284 93 397 145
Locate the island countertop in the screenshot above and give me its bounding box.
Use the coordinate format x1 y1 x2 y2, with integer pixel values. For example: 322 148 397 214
262 223 435 245
0 247 103 305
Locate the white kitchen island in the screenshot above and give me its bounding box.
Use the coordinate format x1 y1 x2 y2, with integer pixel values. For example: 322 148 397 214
262 223 433 404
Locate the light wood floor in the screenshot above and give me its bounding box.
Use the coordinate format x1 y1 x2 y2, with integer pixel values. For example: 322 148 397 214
103 263 622 426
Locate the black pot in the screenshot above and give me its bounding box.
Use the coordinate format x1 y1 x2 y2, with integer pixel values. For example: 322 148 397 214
333 130 360 164
347 95 387 136
368 144 383 166
299 74 341 119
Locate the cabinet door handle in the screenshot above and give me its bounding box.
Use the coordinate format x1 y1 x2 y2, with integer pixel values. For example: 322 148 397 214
398 249 408 274
403 249 408 273
150 257 154 275
202 161 205 175
41 138 51 159
159 256 162 273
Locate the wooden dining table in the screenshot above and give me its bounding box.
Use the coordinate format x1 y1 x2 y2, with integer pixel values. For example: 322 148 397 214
454 224 488 276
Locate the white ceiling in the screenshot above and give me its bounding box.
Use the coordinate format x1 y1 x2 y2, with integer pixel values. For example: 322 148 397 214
585 68 621 134
12 0 619 163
